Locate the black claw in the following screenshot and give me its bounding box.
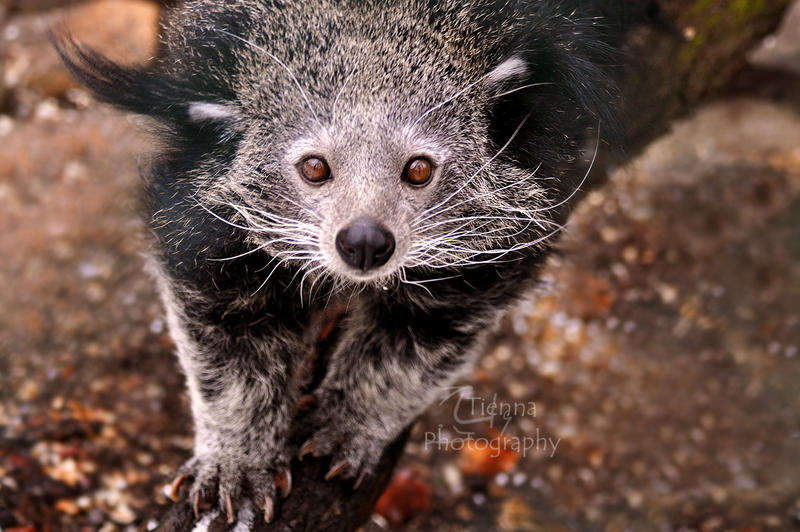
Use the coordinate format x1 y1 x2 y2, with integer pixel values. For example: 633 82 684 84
325 459 349 481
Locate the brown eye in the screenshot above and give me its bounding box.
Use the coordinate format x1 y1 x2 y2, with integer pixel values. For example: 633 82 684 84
299 157 331 183
403 157 433 186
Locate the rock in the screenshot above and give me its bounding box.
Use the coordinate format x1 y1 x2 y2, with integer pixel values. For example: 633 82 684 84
1 0 160 108
64 0 160 62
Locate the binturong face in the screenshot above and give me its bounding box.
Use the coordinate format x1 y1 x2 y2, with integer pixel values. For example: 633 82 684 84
56 0 618 296
191 51 553 291
194 58 552 283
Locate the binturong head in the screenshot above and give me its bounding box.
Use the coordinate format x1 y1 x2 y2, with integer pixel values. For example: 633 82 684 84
53 0 624 297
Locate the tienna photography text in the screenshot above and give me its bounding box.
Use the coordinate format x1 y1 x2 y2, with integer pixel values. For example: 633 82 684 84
424 386 562 458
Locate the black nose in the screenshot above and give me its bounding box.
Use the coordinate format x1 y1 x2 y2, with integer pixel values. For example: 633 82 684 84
335 219 395 272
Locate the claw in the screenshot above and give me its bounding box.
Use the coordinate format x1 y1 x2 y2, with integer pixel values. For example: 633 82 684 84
353 470 367 490
325 459 349 481
298 440 315 460
169 474 186 502
262 495 275 523
193 491 203 520
224 492 235 524
276 469 292 498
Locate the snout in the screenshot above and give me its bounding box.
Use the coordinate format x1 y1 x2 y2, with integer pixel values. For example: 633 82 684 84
335 218 395 272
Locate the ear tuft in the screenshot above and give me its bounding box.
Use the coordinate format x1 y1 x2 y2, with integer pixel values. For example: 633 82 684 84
188 102 241 123
485 56 528 96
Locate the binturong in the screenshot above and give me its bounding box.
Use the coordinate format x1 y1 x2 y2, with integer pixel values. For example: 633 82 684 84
55 0 654 525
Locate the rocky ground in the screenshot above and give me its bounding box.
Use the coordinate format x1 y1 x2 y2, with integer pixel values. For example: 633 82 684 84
1 2 799 532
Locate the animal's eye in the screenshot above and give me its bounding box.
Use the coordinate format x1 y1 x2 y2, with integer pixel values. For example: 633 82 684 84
299 157 331 184
402 157 433 186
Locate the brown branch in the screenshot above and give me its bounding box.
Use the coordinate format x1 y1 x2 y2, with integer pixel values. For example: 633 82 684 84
620 0 793 157
156 431 410 532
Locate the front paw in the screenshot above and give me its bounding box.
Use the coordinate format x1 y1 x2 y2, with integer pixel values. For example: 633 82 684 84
297 418 387 487
168 452 291 524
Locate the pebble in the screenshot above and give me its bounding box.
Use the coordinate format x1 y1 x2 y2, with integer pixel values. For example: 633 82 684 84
4 24 20 41
34 99 60 121
624 490 644 508
442 463 463 494
0 115 14 137
493 344 512 362
79 262 103 279
657 283 678 304
109 503 136 525
587 447 604 468
622 245 639 263
507 380 527 400
578 468 595 484
63 160 88 182
149 318 164 334
55 498 81 515
700 516 724 531
600 226 619 243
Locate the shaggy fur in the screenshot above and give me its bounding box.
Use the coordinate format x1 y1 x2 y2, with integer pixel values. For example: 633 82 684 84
55 0 653 523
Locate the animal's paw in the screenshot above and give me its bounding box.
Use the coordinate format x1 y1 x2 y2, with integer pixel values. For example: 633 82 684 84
167 453 292 524
297 417 387 488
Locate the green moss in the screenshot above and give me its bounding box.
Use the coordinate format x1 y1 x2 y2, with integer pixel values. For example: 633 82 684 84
679 32 707 66
730 0 765 18
689 0 717 16
680 0 773 66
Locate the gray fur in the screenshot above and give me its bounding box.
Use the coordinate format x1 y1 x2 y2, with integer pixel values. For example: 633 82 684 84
56 0 648 522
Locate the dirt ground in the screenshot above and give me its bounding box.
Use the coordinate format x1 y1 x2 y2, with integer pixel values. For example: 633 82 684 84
1 2 799 532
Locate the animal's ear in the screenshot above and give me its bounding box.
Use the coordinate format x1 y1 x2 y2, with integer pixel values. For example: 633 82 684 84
482 53 559 165
483 39 621 167
187 102 241 123
53 32 242 134
185 101 245 140
484 55 529 99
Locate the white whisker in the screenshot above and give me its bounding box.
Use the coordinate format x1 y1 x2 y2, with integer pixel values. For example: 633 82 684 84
489 81 555 100
208 243 269 262
529 122 601 214
216 28 320 123
332 67 357 124
411 70 496 128
413 112 531 226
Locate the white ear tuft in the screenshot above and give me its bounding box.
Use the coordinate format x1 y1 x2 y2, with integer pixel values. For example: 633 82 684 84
187 102 241 122
485 56 529 94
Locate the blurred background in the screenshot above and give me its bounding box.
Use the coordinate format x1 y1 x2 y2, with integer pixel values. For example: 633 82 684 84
0 1 799 531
